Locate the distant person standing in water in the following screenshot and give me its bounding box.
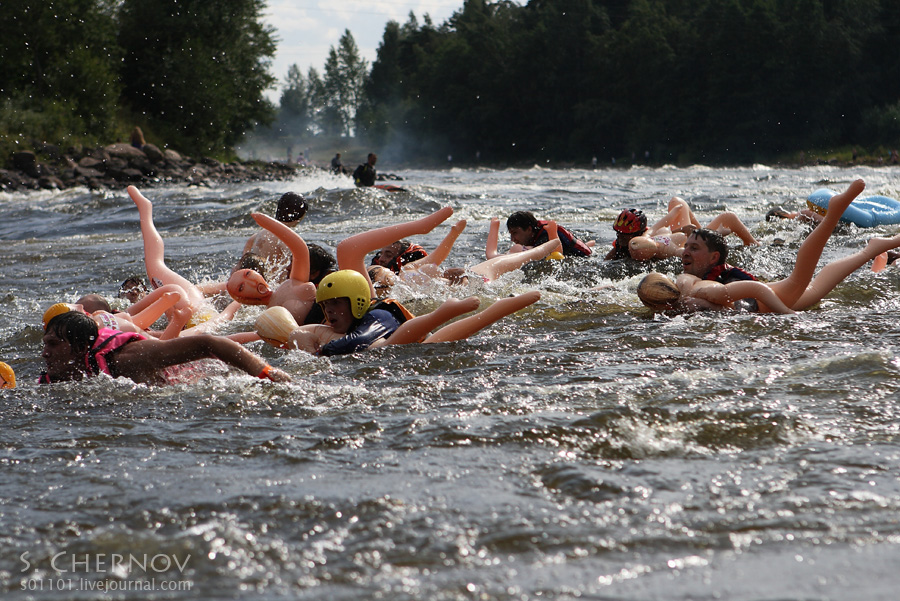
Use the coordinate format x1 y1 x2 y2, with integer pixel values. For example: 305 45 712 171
331 153 347 175
353 153 377 187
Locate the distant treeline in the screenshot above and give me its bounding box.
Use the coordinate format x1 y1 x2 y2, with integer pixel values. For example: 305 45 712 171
5 0 900 167
351 0 900 164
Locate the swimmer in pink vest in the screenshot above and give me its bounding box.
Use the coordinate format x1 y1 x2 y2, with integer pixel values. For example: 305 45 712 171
40 311 290 385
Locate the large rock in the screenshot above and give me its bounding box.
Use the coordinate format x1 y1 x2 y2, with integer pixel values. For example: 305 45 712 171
107 166 144 181
78 157 106 171
86 146 111 161
75 164 104 178
130 156 157 175
0 169 26 189
39 175 65 190
163 149 183 162
142 143 165 163
105 143 147 161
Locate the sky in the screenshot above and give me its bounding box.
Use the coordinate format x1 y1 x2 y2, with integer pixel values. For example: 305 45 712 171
260 0 467 101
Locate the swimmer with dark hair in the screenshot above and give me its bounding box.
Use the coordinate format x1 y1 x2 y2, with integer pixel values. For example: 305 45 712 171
40 311 290 385
498 211 593 258
119 277 149 304
255 270 541 355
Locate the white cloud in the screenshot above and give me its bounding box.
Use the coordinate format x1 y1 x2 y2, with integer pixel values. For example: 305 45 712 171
262 0 465 98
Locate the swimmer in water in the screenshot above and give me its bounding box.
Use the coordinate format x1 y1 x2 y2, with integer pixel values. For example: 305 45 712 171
637 180 900 313
40 311 290 385
607 199 758 262
495 211 593 258
364 218 565 295
118 277 149 304
255 270 541 355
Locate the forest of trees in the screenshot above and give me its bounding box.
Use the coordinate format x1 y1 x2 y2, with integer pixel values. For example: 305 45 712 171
1 0 276 160
274 0 900 165
3 0 900 167
353 0 900 164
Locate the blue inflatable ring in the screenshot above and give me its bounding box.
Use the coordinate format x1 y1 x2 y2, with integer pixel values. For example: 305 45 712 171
807 188 900 228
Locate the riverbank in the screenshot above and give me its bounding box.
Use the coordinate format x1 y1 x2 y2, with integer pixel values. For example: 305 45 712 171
0 142 302 192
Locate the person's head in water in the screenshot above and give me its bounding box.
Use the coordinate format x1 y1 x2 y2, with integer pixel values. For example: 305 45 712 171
275 192 308 224
76 294 111 314
41 312 99 382
367 153 377 167
371 240 427 273
506 211 542 247
315 270 372 334
682 228 728 278
367 265 397 296
612 208 649 257
119 277 148 304
308 243 336 285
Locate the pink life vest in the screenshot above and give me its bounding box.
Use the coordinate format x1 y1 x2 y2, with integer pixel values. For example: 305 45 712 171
39 328 144 384
86 328 145 377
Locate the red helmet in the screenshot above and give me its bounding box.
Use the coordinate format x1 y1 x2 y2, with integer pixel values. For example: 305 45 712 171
613 208 647 234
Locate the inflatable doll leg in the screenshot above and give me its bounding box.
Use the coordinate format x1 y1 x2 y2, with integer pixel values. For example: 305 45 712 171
649 197 697 235
384 297 481 346
128 288 184 330
336 206 454 294
127 186 205 309
485 218 502 259
423 291 541 344
706 212 759 245
794 234 900 310
407 219 467 269
770 179 865 308
710 280 795 314
251 212 310 282
158 303 193 340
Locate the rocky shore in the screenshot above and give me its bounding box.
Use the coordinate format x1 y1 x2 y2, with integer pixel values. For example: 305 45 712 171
0 142 300 192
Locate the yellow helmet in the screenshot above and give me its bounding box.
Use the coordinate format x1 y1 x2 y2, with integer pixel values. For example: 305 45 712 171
315 270 372 319
43 303 78 328
0 361 15 389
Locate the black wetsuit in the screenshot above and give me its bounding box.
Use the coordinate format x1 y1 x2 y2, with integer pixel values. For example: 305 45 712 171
319 309 399 356
353 163 377 187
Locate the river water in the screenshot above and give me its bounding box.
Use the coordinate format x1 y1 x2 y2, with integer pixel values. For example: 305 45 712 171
3 165 900 600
